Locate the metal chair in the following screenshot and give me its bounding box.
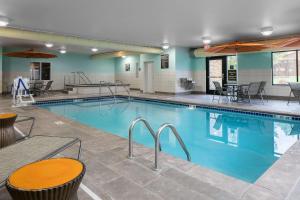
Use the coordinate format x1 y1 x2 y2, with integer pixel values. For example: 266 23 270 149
258 81 267 103
32 80 53 96
287 82 300 105
212 81 229 103
238 82 262 103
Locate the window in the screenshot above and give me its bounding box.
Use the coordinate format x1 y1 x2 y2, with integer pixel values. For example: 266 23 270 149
41 63 51 80
227 55 237 70
30 62 51 80
272 51 298 85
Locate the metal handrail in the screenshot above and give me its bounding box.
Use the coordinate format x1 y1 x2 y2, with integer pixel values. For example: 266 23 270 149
15 116 35 138
128 117 161 159
99 81 116 99
116 80 130 99
77 71 92 84
154 123 191 170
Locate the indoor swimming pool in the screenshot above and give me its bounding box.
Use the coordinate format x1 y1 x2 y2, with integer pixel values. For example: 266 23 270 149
39 98 300 183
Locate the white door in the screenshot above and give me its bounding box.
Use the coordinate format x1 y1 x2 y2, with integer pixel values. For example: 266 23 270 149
144 62 154 93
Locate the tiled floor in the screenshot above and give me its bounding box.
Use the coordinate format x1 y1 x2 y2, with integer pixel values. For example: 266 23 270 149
1 92 300 200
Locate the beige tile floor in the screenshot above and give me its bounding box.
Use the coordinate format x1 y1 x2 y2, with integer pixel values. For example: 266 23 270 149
0 92 300 200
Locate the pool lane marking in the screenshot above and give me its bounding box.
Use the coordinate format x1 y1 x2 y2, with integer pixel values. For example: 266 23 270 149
80 183 103 200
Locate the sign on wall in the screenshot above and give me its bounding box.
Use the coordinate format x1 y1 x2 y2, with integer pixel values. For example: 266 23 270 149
161 54 169 69
227 69 237 82
125 63 130 71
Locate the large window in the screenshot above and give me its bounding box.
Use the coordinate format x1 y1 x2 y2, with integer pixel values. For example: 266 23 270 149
272 51 298 85
30 62 51 80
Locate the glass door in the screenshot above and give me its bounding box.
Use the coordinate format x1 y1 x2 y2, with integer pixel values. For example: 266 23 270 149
206 56 227 94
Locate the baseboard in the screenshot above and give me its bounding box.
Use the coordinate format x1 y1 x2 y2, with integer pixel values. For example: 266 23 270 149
191 91 206 94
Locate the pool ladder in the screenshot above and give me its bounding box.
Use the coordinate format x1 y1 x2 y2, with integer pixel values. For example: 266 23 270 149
128 117 191 171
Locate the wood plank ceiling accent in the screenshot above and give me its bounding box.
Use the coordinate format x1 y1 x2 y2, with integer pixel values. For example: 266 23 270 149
194 35 300 57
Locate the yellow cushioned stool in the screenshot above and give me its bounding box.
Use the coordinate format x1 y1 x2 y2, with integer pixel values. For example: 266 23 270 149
6 158 85 200
0 113 17 148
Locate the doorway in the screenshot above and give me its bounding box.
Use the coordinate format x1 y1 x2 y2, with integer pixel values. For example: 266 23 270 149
206 56 227 94
144 62 154 93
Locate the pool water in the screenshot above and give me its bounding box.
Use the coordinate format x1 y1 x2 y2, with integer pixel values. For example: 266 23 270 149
40 98 300 183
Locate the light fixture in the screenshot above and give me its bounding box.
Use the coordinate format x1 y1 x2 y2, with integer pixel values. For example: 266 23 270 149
261 26 273 36
0 16 10 27
91 48 98 52
202 37 211 45
45 43 53 48
59 49 66 54
162 43 170 50
121 55 126 58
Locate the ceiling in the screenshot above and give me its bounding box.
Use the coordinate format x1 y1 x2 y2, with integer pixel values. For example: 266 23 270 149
0 0 300 49
0 37 112 54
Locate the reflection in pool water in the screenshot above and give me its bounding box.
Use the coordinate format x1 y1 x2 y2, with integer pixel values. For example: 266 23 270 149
40 99 300 183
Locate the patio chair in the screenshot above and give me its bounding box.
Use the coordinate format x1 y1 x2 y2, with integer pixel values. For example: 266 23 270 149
258 81 267 102
0 135 81 188
287 82 300 105
32 80 53 96
238 82 262 103
212 81 229 103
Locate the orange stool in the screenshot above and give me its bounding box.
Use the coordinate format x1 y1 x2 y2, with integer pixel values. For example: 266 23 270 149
6 158 85 200
0 113 17 148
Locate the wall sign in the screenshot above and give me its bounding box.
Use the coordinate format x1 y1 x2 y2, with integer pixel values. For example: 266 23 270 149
227 69 237 82
161 54 169 69
125 63 130 71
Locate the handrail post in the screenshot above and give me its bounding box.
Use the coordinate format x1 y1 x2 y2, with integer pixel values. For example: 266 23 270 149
128 117 161 159
154 123 191 171
154 133 160 170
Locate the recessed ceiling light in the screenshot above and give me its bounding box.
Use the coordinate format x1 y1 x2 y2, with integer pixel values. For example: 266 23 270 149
122 55 126 58
60 49 66 54
162 43 170 50
45 43 53 48
202 37 211 45
91 48 98 52
261 26 273 36
0 16 10 27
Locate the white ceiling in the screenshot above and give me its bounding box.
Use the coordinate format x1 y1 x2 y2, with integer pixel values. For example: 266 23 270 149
0 37 113 54
0 0 300 48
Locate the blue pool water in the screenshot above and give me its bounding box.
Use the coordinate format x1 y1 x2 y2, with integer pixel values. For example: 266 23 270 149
39 98 300 183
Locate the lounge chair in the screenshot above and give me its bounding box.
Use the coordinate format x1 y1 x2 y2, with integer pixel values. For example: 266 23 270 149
287 82 300 105
0 135 81 187
212 81 229 103
0 114 35 148
32 80 53 96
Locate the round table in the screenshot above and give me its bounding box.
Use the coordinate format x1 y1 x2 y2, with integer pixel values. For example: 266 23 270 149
0 113 17 148
6 158 85 200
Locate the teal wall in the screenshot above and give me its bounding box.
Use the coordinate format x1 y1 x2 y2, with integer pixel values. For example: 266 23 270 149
191 52 272 71
114 51 171 73
140 53 161 70
175 47 192 71
2 47 115 74
115 55 140 73
2 47 115 91
237 52 272 70
192 57 206 71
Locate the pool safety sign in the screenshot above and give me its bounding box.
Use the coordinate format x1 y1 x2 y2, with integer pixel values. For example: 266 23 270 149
228 70 237 82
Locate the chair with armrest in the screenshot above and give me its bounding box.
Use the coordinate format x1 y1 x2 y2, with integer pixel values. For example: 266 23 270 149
212 81 229 103
287 82 300 105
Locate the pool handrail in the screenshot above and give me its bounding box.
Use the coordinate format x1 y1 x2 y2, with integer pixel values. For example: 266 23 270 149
128 117 161 159
154 123 191 170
